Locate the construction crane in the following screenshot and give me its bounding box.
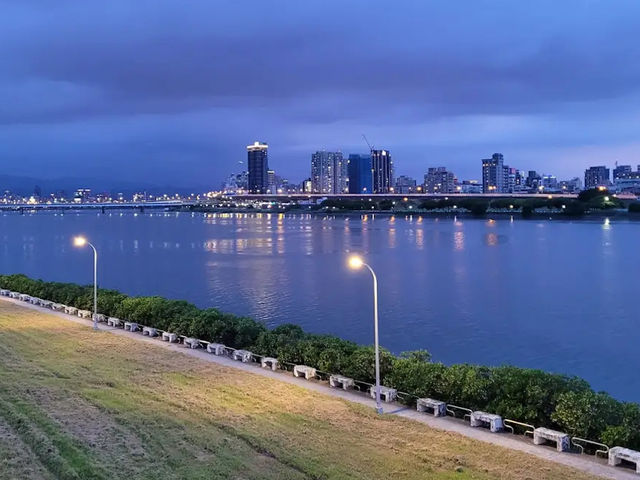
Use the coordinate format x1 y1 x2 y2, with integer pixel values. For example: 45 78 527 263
362 134 374 153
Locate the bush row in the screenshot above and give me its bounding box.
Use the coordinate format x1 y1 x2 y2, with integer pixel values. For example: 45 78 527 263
2 273 639 449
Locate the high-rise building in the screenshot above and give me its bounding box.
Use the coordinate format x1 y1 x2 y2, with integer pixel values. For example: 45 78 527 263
347 154 373 194
311 151 347 194
395 175 417 194
482 153 505 193
371 149 393 193
613 164 632 180
247 142 269 193
542 175 558 190
267 170 276 194
424 167 455 193
526 170 541 190
584 166 610 189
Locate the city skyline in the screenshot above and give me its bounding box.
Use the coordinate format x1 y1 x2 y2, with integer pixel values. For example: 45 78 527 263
2 2 640 187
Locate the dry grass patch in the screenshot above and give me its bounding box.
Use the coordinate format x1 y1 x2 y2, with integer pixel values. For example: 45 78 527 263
0 302 601 480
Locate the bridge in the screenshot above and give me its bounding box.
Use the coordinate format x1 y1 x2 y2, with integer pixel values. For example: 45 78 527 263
224 192 581 201
0 200 197 212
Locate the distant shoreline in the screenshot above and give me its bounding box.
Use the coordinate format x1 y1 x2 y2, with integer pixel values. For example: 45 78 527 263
3 204 640 221
186 205 640 220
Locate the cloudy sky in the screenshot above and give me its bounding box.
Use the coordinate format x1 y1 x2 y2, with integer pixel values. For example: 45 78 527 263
1 0 640 188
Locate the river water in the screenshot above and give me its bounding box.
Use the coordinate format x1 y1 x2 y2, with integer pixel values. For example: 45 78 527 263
1 211 638 401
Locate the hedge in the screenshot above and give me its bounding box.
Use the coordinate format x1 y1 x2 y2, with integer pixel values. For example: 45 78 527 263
2 273 639 449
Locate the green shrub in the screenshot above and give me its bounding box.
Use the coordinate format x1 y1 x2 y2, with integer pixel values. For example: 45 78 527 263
2 273 639 449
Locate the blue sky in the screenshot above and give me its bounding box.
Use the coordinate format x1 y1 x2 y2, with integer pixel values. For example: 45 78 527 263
1 0 640 187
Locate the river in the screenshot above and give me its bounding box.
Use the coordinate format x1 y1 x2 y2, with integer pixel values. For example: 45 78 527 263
1 211 637 401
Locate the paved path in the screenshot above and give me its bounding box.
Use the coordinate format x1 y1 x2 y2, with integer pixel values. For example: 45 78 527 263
2 297 636 480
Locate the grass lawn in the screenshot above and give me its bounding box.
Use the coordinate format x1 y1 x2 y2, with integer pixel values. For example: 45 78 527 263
0 302 599 480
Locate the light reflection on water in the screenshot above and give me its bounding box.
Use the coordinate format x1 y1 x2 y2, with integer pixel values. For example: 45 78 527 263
0 211 639 401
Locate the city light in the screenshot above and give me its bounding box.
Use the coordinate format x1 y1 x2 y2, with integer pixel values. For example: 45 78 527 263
72 236 99 330
73 236 87 247
346 255 383 414
348 255 364 270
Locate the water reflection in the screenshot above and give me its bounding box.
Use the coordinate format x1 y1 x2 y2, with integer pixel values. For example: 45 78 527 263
454 231 465 251
1 212 639 400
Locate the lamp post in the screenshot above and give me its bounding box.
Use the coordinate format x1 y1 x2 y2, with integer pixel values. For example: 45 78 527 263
73 236 98 330
348 255 383 414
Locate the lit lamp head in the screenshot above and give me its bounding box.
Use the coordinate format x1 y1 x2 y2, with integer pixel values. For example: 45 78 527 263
348 255 364 270
73 236 87 247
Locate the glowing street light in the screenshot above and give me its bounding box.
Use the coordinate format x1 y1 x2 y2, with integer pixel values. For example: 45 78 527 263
73 236 99 330
347 255 383 414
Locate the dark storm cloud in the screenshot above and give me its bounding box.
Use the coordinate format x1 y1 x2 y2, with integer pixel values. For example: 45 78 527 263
1 0 640 185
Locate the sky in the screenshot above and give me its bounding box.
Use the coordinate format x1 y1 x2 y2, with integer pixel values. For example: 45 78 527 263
1 0 640 189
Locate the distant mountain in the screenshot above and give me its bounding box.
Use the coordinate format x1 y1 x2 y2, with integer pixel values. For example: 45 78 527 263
0 174 211 197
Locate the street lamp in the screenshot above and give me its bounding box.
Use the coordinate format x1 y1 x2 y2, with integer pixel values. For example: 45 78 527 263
348 254 383 414
73 236 98 330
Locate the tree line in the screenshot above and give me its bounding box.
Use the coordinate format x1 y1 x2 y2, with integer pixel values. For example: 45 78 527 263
320 188 635 217
2 273 639 450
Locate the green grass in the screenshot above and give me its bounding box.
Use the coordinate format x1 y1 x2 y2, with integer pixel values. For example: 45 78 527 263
0 302 600 480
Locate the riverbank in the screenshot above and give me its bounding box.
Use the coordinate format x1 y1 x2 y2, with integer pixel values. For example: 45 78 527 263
185 204 640 220
2 273 640 455
0 300 608 480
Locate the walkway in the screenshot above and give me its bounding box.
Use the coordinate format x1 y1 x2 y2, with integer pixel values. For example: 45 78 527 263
1 297 635 480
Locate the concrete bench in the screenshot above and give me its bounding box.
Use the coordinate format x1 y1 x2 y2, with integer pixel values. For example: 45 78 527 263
293 365 317 380
417 398 447 417
184 337 201 349
162 332 179 343
329 374 355 390
52 303 65 311
142 327 158 337
40 300 53 308
232 349 253 362
533 427 570 452
124 322 139 332
470 411 503 432
0 289 9 296
94 313 107 323
65 306 78 315
30 297 42 305
206 343 226 355
107 317 122 327
370 386 397 403
9 292 20 299
260 357 279 371
78 310 92 319
609 446 640 474
19 294 31 302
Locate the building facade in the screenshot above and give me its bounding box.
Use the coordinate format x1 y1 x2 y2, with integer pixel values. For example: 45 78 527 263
267 169 276 194
613 164 633 180
347 154 373 194
395 175 417 194
247 142 269 193
311 151 347 194
424 167 455 193
559 177 582 193
584 166 610 189
482 153 507 193
371 149 393 193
